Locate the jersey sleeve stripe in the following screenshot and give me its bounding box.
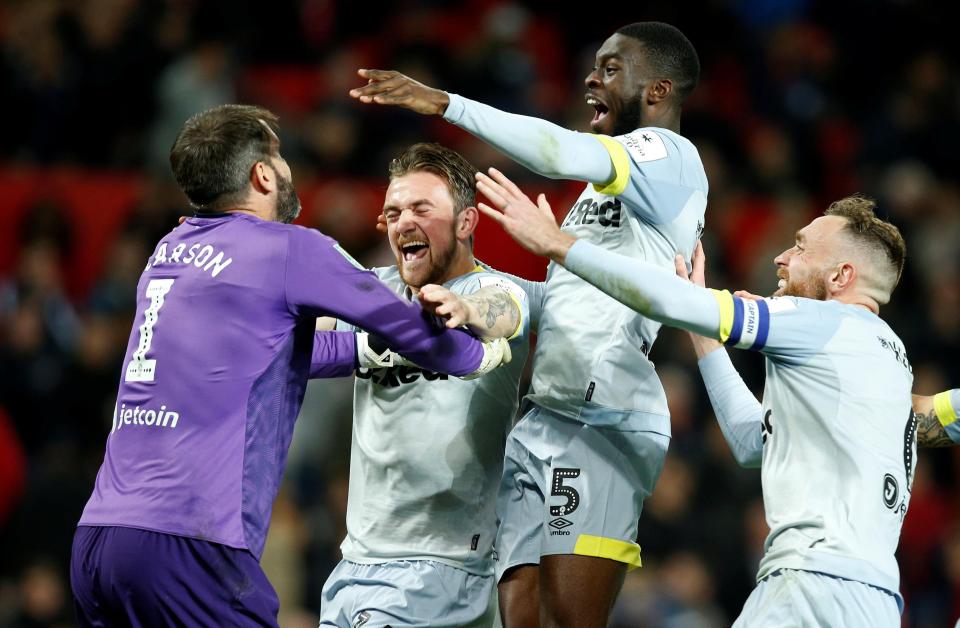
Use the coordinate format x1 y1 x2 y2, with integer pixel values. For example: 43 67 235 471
711 289 735 343
753 299 771 351
728 297 745 346
724 296 771 351
934 390 958 427
505 291 524 340
591 135 630 196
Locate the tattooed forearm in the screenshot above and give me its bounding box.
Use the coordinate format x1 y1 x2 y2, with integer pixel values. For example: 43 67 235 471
462 288 520 340
916 408 954 448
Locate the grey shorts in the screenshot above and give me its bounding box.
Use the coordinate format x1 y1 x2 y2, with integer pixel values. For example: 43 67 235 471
734 569 900 627
320 559 496 628
493 405 670 581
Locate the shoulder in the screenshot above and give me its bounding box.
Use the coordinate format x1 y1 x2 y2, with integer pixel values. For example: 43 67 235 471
371 265 404 290
610 128 681 164
457 265 530 303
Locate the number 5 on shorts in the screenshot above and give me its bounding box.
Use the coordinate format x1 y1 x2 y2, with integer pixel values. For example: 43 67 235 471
550 468 581 516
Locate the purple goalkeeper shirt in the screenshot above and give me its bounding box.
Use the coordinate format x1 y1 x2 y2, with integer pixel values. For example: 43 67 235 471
78 212 483 558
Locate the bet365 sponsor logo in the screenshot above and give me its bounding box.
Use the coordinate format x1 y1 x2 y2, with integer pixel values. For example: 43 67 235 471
562 198 622 229
356 365 448 388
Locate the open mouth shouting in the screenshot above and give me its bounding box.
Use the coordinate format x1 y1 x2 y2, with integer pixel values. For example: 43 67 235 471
586 93 610 127
399 238 429 265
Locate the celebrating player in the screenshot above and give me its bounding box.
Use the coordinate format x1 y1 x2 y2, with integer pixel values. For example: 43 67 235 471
319 143 539 628
69 106 508 627
477 169 912 627
351 22 704 627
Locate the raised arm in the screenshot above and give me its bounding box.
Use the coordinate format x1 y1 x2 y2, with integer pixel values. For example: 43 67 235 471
476 168 720 338
349 69 615 185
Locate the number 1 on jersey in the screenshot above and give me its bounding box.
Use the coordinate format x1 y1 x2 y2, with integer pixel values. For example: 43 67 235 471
125 278 175 383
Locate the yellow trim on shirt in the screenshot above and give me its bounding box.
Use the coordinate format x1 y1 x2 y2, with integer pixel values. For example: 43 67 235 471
934 391 957 427
505 291 524 340
591 135 630 197
573 534 642 570
711 289 735 343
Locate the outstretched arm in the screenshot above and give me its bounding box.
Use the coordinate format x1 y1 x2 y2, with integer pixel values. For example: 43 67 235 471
350 69 615 185
476 168 720 338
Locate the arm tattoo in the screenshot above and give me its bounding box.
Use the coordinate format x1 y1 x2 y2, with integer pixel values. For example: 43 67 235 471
462 290 520 337
482 292 515 330
916 408 954 448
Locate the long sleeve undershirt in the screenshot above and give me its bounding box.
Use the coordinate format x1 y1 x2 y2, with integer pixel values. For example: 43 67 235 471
444 93 615 185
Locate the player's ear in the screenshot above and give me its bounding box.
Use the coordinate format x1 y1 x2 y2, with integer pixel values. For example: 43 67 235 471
458 206 479 240
250 161 276 195
647 78 673 104
831 261 856 292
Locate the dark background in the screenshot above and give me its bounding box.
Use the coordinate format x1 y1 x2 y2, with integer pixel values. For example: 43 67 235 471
1 1 959 626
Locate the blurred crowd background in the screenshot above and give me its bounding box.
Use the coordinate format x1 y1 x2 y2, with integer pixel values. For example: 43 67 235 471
1 0 959 626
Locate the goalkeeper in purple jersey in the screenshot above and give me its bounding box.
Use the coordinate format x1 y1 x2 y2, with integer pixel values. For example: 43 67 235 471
69 104 507 627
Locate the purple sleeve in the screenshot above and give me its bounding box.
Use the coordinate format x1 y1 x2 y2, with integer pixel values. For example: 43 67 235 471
284 228 483 377
310 331 357 379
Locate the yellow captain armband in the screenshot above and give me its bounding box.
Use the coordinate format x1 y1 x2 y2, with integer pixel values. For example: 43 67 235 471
934 391 958 427
591 135 630 197
710 289 735 343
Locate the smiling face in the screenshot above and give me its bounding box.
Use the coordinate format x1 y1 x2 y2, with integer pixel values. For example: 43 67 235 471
773 216 849 300
584 33 651 136
383 171 468 289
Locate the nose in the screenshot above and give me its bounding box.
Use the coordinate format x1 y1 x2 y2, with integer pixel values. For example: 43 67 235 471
395 208 417 234
584 68 601 89
774 248 791 267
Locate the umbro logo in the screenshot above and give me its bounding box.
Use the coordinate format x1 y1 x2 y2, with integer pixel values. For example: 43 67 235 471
549 517 573 535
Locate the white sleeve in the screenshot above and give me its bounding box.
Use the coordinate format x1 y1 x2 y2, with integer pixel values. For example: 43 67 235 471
697 349 764 468
444 93 615 184
563 240 721 337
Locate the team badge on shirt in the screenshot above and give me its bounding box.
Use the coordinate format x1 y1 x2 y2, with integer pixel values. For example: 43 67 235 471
618 130 668 163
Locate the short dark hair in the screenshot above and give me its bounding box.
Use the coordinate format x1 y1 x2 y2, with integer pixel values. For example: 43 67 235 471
825 195 907 288
387 143 477 215
170 104 280 211
616 22 700 101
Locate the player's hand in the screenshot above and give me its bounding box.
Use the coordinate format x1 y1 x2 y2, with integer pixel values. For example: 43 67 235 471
476 168 576 262
418 284 471 329
461 337 512 380
674 241 723 359
349 69 450 116
734 290 764 301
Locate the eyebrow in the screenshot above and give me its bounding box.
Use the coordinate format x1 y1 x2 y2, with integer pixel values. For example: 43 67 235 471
382 199 434 213
795 231 806 243
595 52 623 64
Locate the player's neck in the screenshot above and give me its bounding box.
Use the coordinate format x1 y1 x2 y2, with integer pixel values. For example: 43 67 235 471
440 249 478 283
641 108 681 133
225 205 275 222
831 292 880 315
